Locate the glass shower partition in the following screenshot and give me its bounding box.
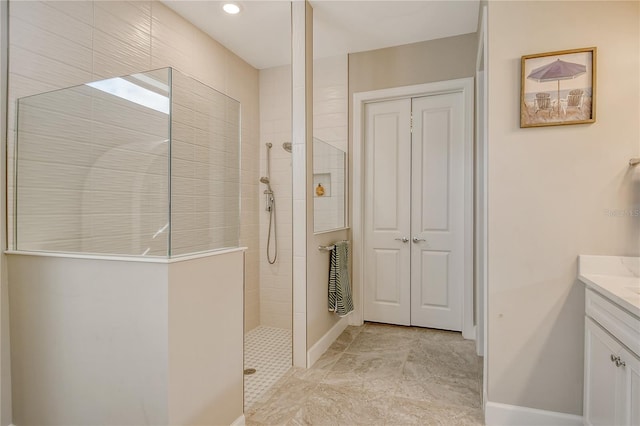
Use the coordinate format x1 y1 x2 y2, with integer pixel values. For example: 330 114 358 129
13 67 240 258
9 67 244 425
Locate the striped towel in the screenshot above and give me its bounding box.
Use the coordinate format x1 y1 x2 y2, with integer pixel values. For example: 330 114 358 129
328 241 354 317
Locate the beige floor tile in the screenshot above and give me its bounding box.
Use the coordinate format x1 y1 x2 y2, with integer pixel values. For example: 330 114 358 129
364 376 402 395
331 352 405 380
290 383 391 425
291 349 344 382
382 397 484 425
246 367 298 415
328 325 363 352
395 376 481 408
320 369 364 389
247 377 319 425
248 323 485 425
405 340 481 381
292 366 332 383
314 349 344 370
346 331 415 356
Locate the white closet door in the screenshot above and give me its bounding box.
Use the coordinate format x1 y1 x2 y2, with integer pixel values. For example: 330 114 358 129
363 99 412 326
410 93 464 331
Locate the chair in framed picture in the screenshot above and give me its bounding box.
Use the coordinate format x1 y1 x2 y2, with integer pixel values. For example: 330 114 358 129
560 89 585 116
534 92 553 117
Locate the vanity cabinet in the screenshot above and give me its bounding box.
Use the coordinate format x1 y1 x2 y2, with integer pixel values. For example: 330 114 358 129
584 289 640 426
584 317 640 425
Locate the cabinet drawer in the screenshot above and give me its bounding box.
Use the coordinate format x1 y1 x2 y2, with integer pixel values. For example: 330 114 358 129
586 289 640 356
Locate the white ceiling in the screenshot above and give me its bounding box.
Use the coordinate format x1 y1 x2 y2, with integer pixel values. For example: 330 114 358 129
162 1 480 70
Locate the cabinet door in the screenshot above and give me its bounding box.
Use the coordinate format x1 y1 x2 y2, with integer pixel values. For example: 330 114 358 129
621 346 640 426
585 318 623 426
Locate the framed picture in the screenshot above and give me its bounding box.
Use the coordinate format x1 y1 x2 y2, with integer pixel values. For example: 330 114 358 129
521 47 596 128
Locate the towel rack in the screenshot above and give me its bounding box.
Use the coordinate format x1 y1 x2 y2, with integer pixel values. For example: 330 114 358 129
318 241 349 252
630 158 640 166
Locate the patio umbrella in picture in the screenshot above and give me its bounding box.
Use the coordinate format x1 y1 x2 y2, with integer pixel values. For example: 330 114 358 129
527 58 586 115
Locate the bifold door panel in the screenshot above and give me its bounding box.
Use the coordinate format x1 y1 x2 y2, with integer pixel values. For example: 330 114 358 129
410 94 464 330
363 99 411 326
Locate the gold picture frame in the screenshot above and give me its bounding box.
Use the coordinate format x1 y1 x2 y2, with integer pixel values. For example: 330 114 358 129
521 47 597 128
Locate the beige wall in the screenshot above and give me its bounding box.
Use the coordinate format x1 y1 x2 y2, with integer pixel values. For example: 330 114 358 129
168 252 244 425
349 33 477 97
306 54 349 349
8 255 170 425
487 0 640 415
0 1 9 424
8 250 244 426
5 0 260 334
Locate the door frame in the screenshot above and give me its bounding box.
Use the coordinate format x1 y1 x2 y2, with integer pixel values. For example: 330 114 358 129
352 78 475 340
476 4 489 407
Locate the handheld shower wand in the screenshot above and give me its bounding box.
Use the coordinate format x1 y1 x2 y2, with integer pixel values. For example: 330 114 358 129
260 143 277 264
259 176 272 191
259 176 274 211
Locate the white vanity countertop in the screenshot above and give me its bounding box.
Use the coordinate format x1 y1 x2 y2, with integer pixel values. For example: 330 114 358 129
579 255 640 318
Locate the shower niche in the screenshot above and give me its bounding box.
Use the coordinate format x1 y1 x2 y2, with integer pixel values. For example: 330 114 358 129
8 68 245 425
313 137 346 233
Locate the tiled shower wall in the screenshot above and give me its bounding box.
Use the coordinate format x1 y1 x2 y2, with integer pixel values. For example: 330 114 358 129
256 55 347 331
258 65 292 330
313 55 348 153
6 0 260 326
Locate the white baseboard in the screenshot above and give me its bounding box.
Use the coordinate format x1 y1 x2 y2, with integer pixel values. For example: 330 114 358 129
485 401 583 426
306 315 349 367
231 414 245 426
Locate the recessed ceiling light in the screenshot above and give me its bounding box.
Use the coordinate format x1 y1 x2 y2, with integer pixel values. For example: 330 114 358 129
223 3 241 15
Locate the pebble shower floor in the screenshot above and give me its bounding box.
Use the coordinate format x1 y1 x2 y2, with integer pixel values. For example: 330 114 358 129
244 326 292 410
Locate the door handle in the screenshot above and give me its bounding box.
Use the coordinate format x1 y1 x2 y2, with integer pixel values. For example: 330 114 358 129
412 237 426 243
394 237 409 243
610 354 626 367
